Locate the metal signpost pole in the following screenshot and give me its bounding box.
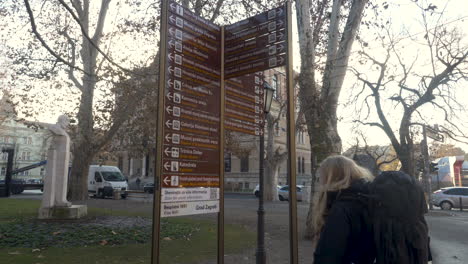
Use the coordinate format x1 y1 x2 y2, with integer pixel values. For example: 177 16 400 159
256 118 266 264
285 2 298 263
152 1 168 263
422 126 433 210
218 26 225 264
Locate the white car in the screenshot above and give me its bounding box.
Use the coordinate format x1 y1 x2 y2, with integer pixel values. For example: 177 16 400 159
278 185 304 201
253 184 282 197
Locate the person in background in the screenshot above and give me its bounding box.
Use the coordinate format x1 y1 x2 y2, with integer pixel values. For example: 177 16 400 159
311 155 375 264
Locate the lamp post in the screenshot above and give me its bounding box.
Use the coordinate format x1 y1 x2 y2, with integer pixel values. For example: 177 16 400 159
256 81 275 264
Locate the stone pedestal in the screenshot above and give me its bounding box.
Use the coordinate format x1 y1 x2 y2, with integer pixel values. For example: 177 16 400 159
38 205 88 220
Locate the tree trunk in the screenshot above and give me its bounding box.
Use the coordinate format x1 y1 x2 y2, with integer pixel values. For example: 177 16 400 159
297 0 368 239
69 74 96 201
264 161 279 201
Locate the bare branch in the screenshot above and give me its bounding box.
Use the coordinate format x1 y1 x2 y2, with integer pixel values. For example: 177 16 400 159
23 0 90 75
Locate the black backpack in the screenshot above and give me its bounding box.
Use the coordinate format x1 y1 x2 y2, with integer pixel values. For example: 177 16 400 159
369 171 431 264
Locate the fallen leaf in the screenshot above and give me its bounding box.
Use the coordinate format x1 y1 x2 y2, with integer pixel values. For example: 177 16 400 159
52 231 61 236
37 255 45 259
111 231 117 235
100 240 108 246
32 249 41 253
8 251 21 255
163 237 172 241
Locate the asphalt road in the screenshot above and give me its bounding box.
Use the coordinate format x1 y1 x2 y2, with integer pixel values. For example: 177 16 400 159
8 191 468 264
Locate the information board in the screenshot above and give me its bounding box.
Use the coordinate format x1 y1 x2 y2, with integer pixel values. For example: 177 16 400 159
161 0 221 217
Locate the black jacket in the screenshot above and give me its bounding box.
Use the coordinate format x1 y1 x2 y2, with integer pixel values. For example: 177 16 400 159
314 180 376 264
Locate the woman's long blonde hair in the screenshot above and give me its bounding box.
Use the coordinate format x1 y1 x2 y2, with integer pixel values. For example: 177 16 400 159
311 155 374 248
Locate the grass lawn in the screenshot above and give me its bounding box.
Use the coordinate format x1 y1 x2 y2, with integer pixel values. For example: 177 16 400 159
0 199 255 264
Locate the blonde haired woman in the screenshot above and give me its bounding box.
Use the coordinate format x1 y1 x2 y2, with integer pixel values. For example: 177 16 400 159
312 155 376 264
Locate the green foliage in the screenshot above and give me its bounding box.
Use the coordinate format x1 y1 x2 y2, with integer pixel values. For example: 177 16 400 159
0 219 199 248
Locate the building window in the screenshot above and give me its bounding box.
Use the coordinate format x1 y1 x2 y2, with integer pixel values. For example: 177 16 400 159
4 136 9 144
21 152 26 160
24 170 29 176
240 156 249 172
23 137 27 144
28 137 32 145
224 153 231 172
302 157 305 174
272 74 279 99
1 167 5 176
244 182 250 190
298 157 301 174
298 131 305 144
40 168 45 176
1 153 7 160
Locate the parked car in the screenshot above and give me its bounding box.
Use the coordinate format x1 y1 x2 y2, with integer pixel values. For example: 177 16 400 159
143 183 155 194
0 179 25 194
278 185 304 201
432 187 468 210
253 184 281 197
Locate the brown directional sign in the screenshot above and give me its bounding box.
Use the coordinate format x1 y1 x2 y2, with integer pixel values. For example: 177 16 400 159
226 30 286 57
224 72 265 136
224 3 288 79
225 54 286 79
161 0 221 190
161 174 220 188
225 18 286 46
225 5 286 34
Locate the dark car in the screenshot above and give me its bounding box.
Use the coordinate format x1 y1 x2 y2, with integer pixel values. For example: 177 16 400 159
0 179 26 195
143 183 155 194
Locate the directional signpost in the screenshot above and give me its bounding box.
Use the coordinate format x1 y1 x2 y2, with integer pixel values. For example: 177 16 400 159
154 2 296 264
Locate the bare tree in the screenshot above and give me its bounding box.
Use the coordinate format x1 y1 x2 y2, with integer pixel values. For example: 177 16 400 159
351 3 467 178
295 0 370 238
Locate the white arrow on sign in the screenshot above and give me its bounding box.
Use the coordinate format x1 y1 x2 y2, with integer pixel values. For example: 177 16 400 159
169 15 176 24
166 106 173 114
163 162 171 171
167 78 173 87
166 92 173 101
277 31 285 41
169 3 176 10
164 148 171 156
278 56 285 65
166 120 173 128
168 66 174 74
163 176 171 185
168 39 175 48
168 53 174 62
165 134 172 142
277 43 285 53
277 8 284 17
277 20 284 28
168 27 175 37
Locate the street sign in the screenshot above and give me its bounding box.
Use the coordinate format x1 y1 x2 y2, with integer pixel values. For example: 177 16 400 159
155 2 293 263
426 127 444 142
224 72 265 136
159 0 222 219
224 6 288 78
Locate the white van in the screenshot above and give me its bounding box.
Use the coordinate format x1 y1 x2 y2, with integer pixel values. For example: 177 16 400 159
88 165 128 199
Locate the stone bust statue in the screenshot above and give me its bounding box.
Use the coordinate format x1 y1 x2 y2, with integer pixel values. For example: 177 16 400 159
40 114 72 208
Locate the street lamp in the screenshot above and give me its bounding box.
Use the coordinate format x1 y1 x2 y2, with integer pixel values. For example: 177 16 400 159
256 81 275 264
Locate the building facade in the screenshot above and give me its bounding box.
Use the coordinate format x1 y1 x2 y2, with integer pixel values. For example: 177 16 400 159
0 93 50 181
